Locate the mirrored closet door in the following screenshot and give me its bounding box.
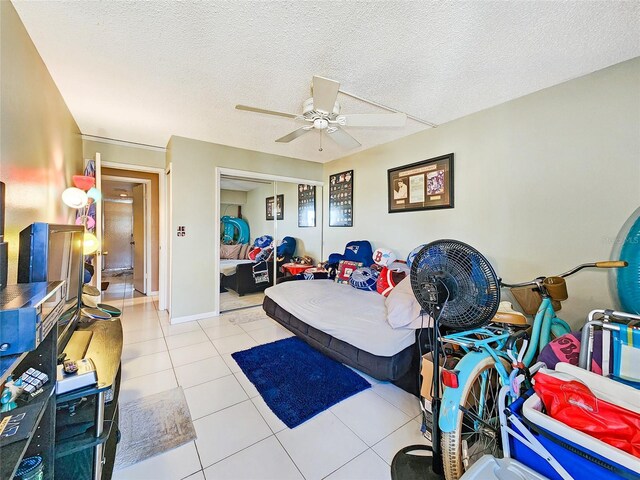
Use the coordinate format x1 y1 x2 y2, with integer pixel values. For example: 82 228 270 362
218 174 323 314
219 175 276 312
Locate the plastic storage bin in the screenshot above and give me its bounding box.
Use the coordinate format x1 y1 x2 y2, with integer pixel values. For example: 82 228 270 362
459 455 549 480
506 393 640 480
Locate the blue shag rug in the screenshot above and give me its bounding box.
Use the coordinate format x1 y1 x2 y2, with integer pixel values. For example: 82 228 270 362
232 337 371 428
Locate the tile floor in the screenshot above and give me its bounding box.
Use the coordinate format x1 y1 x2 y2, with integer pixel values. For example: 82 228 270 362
219 289 265 312
106 276 430 480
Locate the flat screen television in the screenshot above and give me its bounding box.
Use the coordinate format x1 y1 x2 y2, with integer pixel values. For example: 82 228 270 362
18 222 84 349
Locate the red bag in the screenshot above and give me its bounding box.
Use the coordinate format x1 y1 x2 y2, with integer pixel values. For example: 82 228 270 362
533 370 640 457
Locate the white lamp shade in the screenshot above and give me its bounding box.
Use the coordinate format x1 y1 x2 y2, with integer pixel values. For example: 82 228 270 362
62 187 88 209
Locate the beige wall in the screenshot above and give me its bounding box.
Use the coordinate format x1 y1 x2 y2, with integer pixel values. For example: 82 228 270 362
0 1 83 283
83 139 165 170
102 167 160 292
323 58 640 327
220 189 247 205
168 136 323 319
242 182 323 262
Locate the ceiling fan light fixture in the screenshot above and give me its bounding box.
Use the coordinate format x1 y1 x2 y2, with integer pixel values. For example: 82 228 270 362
313 118 329 130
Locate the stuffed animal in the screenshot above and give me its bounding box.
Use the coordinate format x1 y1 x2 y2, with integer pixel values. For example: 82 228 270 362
1 376 24 412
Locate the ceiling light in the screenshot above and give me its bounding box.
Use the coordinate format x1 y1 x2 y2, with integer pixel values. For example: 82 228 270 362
119 193 128 197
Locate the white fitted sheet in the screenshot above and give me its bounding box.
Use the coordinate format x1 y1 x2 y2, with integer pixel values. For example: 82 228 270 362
265 279 415 356
220 259 253 276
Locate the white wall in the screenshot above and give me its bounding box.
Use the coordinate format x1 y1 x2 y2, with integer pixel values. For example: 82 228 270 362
242 182 323 262
83 139 166 170
323 58 640 327
168 136 323 319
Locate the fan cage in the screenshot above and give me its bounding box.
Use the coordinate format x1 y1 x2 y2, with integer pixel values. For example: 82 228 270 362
410 239 500 330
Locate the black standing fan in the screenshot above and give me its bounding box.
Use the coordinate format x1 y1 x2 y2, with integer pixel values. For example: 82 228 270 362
391 240 500 480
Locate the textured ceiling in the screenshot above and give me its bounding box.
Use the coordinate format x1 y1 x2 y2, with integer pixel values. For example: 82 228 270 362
13 1 640 163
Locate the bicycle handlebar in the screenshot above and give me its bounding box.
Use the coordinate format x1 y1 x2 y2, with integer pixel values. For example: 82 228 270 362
500 260 628 288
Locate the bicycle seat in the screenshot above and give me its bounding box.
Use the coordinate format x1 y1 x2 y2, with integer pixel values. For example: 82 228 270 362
491 301 528 327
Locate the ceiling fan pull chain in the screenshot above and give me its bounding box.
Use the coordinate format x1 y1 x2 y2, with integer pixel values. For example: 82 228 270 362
319 130 323 152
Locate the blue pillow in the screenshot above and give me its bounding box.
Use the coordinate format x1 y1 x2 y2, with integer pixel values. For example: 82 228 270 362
254 235 273 248
277 236 297 257
343 240 374 267
349 267 379 291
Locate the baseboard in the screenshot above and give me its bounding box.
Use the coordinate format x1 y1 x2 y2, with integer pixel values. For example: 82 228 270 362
170 310 219 324
150 290 159 295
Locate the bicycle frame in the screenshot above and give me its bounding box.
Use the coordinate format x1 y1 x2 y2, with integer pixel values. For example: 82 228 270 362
439 328 512 433
438 298 571 433
523 296 571 366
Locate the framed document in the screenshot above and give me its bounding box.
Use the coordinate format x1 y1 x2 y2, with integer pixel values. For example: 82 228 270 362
266 194 284 220
388 154 454 213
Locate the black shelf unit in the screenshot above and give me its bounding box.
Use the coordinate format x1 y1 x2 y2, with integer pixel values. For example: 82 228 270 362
0 321 58 480
54 317 122 480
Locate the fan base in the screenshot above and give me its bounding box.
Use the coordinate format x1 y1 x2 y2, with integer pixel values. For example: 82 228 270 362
390 445 443 480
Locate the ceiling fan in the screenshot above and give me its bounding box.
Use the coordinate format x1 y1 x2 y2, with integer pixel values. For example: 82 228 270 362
236 76 408 150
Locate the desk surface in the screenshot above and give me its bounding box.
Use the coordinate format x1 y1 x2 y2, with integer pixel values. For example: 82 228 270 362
57 317 122 403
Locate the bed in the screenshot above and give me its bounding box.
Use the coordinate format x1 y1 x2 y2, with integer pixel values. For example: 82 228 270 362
263 279 419 385
220 259 253 276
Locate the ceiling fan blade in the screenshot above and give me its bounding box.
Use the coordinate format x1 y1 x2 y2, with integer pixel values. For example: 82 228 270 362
236 105 298 119
312 76 340 113
327 127 361 149
338 112 407 127
275 127 312 143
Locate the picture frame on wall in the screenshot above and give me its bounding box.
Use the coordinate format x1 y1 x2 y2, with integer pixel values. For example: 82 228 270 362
387 153 454 213
329 170 353 227
266 194 284 220
297 184 316 227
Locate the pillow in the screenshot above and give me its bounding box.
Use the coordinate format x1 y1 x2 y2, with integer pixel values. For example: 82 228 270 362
385 276 430 329
377 267 407 296
335 260 363 284
349 267 379 291
221 243 241 259
238 243 249 260
248 247 261 260
373 248 397 267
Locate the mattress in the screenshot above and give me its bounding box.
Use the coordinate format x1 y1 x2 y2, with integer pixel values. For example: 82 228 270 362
263 295 415 383
220 259 253 276
264 280 415 357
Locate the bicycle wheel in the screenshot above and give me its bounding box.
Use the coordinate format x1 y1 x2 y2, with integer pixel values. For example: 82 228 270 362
441 356 508 480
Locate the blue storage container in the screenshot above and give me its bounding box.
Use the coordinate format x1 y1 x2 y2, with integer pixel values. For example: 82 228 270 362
506 393 640 480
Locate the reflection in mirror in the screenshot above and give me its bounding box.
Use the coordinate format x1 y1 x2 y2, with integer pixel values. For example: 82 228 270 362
219 175 274 312
218 175 323 314
274 182 323 272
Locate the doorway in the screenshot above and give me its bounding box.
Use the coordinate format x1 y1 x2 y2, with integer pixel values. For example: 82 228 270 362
102 174 152 296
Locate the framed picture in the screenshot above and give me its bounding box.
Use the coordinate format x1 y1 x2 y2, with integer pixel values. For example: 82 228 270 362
329 170 353 227
387 153 454 213
266 194 284 220
297 184 316 227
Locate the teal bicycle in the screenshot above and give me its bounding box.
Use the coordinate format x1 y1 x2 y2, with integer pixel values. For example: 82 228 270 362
436 260 626 479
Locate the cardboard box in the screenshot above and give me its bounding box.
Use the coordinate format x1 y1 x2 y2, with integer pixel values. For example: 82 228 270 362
420 352 445 401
